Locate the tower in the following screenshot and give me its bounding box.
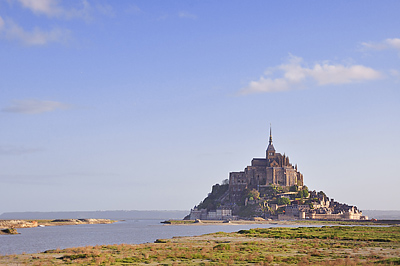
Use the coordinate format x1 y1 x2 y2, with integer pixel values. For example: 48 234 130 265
266 125 275 158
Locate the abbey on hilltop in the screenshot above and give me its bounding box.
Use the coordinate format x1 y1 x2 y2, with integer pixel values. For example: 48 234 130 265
229 128 303 203
188 127 367 221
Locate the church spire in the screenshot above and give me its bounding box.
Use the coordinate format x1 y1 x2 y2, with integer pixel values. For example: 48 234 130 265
266 124 275 157
269 124 273 145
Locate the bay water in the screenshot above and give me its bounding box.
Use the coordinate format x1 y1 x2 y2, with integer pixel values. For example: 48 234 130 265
1 219 301 255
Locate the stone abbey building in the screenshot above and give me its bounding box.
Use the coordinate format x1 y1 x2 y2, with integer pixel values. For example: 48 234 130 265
188 128 366 220
229 128 304 202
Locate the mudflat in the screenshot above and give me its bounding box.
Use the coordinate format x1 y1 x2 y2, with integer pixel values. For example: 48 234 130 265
1 225 400 265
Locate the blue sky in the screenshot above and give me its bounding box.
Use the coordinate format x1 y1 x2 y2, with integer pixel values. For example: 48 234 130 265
1 0 399 213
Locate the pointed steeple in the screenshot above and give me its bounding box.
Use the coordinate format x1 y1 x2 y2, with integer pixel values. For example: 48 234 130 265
269 125 273 145
266 124 275 158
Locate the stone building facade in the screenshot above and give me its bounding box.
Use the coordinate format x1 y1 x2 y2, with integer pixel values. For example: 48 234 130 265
229 128 304 202
189 208 232 220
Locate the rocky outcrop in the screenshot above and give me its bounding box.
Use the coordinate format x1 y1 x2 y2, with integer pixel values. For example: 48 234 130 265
0 219 115 236
0 220 38 229
0 219 114 230
50 219 113 224
0 228 18 235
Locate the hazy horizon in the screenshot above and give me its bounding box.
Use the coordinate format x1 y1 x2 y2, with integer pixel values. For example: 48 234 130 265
1 1 399 213
2 209 400 221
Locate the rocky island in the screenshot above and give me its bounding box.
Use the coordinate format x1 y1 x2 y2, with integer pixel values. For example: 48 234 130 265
187 128 368 221
0 219 115 235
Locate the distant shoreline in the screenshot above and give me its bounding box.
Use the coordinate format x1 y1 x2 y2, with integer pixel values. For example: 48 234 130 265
0 210 188 220
2 210 400 220
162 219 400 226
0 219 116 234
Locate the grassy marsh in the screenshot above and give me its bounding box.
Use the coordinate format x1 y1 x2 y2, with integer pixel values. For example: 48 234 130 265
1 226 400 265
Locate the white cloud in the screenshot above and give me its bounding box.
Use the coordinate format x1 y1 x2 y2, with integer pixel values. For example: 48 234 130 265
362 38 400 51
386 38 400 50
178 11 197 20
14 0 93 20
240 55 383 94
17 0 63 17
309 63 382 85
2 99 70 114
245 78 290 93
0 18 70 45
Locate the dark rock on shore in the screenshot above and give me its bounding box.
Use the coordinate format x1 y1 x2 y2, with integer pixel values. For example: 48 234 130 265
0 228 19 235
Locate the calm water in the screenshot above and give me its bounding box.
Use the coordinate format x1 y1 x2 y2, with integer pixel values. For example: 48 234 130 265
1 220 304 255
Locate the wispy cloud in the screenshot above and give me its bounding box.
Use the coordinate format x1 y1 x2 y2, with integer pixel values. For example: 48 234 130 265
15 0 92 20
0 16 5 29
1 1 115 45
16 0 63 17
389 69 400 82
0 145 43 155
95 3 115 17
1 99 71 114
0 18 71 46
178 11 197 20
125 4 142 15
240 55 383 94
362 38 400 51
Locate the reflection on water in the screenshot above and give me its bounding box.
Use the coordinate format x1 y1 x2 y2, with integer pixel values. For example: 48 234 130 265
1 219 306 255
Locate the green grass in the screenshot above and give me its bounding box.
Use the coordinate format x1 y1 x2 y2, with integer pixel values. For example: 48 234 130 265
2 226 400 265
238 226 400 242
375 257 400 265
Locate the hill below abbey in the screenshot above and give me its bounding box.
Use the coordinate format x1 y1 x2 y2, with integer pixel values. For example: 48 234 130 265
187 129 368 221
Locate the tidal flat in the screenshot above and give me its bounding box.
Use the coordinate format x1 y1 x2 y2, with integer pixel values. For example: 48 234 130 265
1 226 400 265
